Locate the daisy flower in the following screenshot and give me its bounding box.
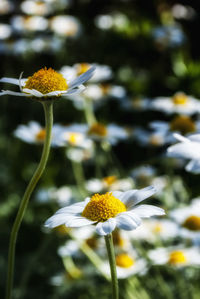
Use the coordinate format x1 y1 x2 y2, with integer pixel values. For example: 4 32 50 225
101 251 147 279
45 186 165 236
150 92 200 115
170 199 200 242
14 121 64 146
167 133 200 173
148 246 200 267
150 115 200 143
0 65 95 99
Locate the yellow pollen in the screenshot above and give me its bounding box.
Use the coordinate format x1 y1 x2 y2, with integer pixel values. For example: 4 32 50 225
82 192 126 222
35 129 46 141
77 63 90 75
170 116 196 135
153 223 163 234
103 175 117 186
168 251 187 265
116 254 135 268
172 92 188 105
149 135 163 146
88 123 108 137
24 67 68 95
68 132 82 145
112 230 126 248
182 215 200 231
100 83 111 95
85 237 98 249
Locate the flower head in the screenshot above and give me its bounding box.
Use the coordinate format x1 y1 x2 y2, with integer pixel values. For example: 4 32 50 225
0 65 95 99
45 186 165 236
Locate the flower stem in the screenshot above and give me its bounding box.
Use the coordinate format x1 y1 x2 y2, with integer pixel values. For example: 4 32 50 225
104 234 119 299
5 101 53 299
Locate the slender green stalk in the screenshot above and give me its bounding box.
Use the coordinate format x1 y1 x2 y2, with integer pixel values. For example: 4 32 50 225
104 234 119 299
71 159 87 197
5 101 53 299
83 97 96 126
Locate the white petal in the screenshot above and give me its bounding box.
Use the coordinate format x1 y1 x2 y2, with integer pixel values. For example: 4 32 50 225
116 213 140 231
0 90 31 97
118 186 156 209
173 133 190 143
0 77 27 86
22 88 43 97
186 159 200 174
167 142 200 160
45 90 67 97
65 216 96 227
55 201 88 215
68 66 96 89
95 218 116 235
45 214 72 228
132 204 165 218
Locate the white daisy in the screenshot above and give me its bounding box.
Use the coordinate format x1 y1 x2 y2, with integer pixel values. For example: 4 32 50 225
148 246 200 267
14 121 64 146
101 250 147 279
0 66 95 99
45 186 165 236
167 133 200 173
150 115 200 143
170 199 200 242
150 92 200 115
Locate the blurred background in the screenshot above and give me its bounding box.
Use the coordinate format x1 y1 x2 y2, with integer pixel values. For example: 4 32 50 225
1 0 200 298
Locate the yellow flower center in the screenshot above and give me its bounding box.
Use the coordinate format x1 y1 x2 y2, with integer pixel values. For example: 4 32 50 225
67 132 83 146
77 63 90 75
24 67 68 95
85 237 98 249
153 223 163 234
103 175 117 186
100 83 111 95
182 215 200 231
54 225 69 235
82 192 126 222
168 251 187 265
170 115 196 135
149 135 163 146
112 230 126 248
35 129 46 141
88 123 108 137
172 92 188 105
116 254 135 268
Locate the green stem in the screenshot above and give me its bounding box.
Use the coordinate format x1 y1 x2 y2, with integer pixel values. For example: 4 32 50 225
83 97 96 126
104 234 119 299
5 101 53 299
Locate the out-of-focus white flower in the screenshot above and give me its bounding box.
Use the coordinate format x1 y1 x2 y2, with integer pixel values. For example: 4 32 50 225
95 14 113 30
150 116 200 144
171 4 196 20
50 15 81 37
85 176 134 193
170 199 200 242
36 186 72 207
61 63 112 83
21 0 52 16
167 133 200 173
101 250 147 279
0 66 95 99
0 0 13 15
66 146 94 162
11 15 48 32
14 121 64 146
0 24 12 39
128 219 179 242
149 246 200 267
150 92 200 115
133 127 166 147
45 186 165 236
